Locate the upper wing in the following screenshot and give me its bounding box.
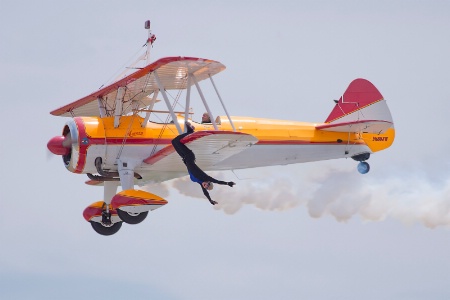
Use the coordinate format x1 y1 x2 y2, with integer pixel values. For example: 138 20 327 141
50 57 225 117
143 131 258 171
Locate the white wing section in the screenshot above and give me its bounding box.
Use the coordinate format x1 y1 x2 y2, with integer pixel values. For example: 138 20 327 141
143 131 258 171
51 57 225 117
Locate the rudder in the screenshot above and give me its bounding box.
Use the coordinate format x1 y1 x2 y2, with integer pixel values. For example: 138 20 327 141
321 78 395 153
324 78 393 125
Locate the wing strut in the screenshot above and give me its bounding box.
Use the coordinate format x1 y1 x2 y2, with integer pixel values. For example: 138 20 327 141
141 90 159 127
153 70 183 134
184 75 192 130
209 75 236 132
114 87 125 127
192 73 218 130
97 97 107 118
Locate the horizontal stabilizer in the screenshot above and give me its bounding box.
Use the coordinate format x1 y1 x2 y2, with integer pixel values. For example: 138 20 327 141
316 120 393 134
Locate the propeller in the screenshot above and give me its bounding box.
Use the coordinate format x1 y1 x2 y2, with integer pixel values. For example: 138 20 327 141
47 134 72 156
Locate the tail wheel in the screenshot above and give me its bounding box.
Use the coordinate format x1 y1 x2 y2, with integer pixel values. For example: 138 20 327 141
117 209 148 225
357 161 370 174
90 221 122 236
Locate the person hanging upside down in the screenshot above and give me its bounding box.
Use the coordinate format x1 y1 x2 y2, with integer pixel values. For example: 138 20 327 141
172 122 235 205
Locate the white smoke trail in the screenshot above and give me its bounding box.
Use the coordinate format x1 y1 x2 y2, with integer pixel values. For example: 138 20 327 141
168 169 312 214
143 164 450 228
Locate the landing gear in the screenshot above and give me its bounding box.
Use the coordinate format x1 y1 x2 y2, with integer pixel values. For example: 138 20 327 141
352 153 371 174
83 189 168 235
83 201 123 236
90 221 122 236
90 209 123 235
357 161 370 174
117 209 148 224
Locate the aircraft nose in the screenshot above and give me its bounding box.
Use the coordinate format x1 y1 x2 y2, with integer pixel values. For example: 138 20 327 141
47 136 70 155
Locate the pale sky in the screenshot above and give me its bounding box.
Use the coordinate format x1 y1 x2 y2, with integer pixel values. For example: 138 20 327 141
1 1 450 299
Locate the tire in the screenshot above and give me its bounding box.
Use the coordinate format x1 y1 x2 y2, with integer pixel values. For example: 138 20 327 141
90 221 122 236
117 209 148 225
357 161 370 174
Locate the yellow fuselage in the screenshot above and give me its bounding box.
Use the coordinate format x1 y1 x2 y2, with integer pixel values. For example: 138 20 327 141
64 115 393 180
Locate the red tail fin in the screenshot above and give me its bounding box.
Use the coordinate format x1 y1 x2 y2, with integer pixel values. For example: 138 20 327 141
325 78 389 124
321 79 395 153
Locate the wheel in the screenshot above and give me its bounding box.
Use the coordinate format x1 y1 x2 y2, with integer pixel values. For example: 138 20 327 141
357 161 370 174
117 209 148 225
90 221 122 236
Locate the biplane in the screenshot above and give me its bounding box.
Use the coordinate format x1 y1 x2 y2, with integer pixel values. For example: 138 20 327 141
47 22 395 235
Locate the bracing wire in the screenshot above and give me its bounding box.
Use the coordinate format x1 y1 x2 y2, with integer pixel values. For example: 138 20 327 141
98 45 147 89
148 78 188 157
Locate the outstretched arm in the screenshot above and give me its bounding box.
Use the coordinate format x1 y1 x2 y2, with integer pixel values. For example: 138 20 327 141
201 186 217 205
186 162 235 186
212 178 235 186
204 174 235 187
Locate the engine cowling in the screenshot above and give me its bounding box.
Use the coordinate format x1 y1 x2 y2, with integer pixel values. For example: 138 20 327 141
47 115 157 176
47 117 103 174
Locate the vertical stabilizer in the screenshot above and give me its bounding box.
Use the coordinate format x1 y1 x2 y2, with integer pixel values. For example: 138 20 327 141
324 78 393 125
320 78 395 153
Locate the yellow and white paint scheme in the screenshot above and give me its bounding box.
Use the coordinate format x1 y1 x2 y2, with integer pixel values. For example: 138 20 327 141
58 112 394 181
47 54 395 236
